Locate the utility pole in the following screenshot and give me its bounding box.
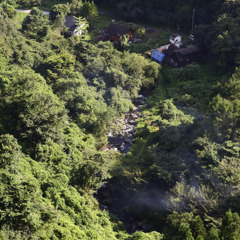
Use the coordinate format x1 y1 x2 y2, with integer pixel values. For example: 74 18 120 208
191 8 196 34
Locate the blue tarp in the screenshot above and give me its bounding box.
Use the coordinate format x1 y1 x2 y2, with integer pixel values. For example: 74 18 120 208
152 50 166 63
159 53 166 62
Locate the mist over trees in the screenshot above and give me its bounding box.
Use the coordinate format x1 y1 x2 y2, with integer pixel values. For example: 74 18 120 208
0 0 240 239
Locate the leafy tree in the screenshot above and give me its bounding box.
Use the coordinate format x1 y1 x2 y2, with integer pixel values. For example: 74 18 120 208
210 68 240 140
0 134 45 230
18 0 41 7
220 209 240 240
50 3 71 21
185 229 194 240
0 7 42 68
0 67 68 150
116 34 129 51
207 1 240 72
136 26 146 39
129 231 163 240
207 227 220 240
0 2 16 18
70 0 83 15
167 212 195 240
41 51 76 84
22 8 49 41
196 235 204 240
81 0 98 27
192 216 207 239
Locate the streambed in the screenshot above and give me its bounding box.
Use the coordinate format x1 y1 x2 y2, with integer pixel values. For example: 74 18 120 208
105 94 147 154
97 94 152 233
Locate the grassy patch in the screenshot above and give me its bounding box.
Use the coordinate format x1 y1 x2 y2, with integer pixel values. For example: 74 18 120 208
128 31 171 54
147 77 166 105
82 32 98 42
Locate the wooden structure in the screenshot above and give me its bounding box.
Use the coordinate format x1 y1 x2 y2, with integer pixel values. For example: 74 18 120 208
106 23 133 41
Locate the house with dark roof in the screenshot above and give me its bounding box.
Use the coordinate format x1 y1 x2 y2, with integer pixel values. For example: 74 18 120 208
65 16 77 33
64 16 87 36
163 44 201 67
106 23 133 41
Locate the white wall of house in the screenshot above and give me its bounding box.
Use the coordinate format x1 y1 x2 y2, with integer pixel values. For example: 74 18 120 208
73 24 87 36
170 35 182 47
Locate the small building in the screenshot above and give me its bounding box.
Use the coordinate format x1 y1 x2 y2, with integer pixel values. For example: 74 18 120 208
169 34 182 47
163 44 201 67
64 16 87 36
106 23 133 41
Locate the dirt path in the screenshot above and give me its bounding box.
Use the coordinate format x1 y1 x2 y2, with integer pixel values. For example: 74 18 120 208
16 9 50 15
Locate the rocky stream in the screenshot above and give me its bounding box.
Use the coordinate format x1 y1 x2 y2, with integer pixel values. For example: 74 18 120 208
97 94 151 233
105 94 147 154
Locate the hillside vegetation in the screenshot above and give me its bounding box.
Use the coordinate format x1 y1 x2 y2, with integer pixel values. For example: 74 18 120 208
0 0 240 239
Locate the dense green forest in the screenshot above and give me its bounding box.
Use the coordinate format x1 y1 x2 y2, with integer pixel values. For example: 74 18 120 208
0 0 240 239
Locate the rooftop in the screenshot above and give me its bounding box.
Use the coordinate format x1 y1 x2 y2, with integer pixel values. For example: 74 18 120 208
176 45 200 55
106 23 132 36
64 16 77 31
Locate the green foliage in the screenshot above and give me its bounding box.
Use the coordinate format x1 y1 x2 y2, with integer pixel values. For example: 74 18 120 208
128 31 170 54
208 227 220 240
69 41 159 135
161 64 219 110
220 209 240 240
114 99 195 188
195 1 240 72
0 67 68 149
136 27 146 39
70 0 83 14
210 68 240 140
0 131 155 239
22 8 49 41
42 51 76 83
0 134 45 230
2 1 240 239
0 2 16 18
128 231 163 240
167 212 195 240
192 216 207 239
116 34 129 51
81 0 98 20
95 0 223 27
0 8 43 68
50 3 71 21
18 0 41 7
108 59 238 235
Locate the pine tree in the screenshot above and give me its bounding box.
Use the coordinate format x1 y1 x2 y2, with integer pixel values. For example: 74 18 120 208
192 216 207 239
